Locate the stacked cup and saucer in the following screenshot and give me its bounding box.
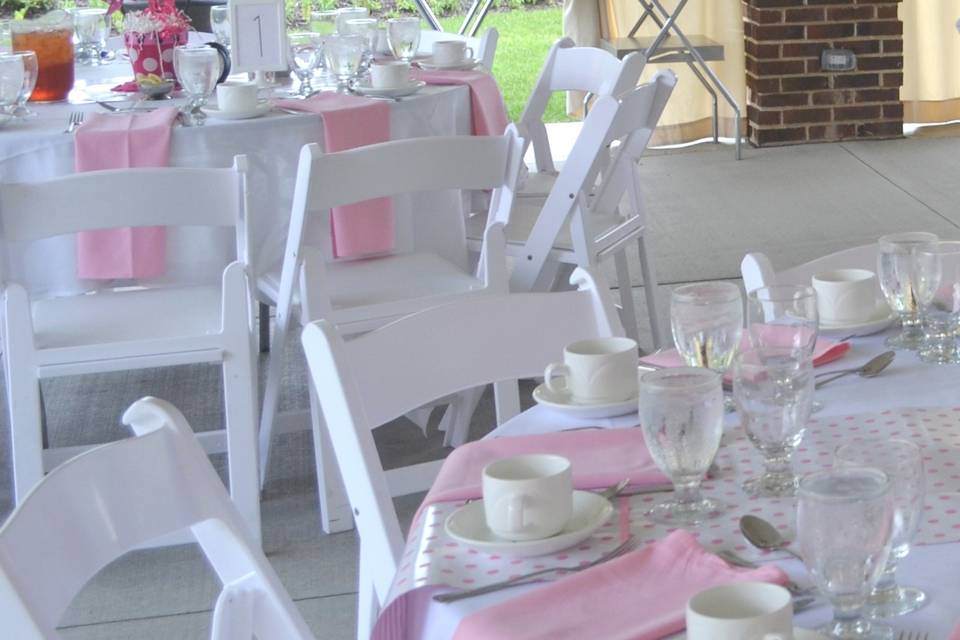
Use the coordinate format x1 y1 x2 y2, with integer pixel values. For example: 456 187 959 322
418 40 481 71
533 337 640 418
206 80 271 120
810 269 894 337
352 60 425 98
444 454 614 556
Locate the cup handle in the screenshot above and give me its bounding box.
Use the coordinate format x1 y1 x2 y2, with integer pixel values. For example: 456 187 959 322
506 494 527 533
544 362 570 395
464 46 474 61
206 41 232 83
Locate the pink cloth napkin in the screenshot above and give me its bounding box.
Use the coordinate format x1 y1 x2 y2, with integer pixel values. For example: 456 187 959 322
413 428 668 527
950 622 960 640
412 68 509 136
74 107 179 279
273 93 394 259
453 529 789 640
641 334 850 369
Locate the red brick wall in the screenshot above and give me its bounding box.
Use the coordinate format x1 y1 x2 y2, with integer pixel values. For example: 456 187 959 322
743 0 904 147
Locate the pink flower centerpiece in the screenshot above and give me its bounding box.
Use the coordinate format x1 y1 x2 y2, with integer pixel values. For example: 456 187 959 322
118 0 191 86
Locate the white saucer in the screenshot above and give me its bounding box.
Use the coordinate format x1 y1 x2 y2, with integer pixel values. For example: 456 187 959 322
417 58 481 71
352 80 426 98
444 491 613 557
672 628 825 640
205 102 271 120
819 304 895 337
532 384 637 419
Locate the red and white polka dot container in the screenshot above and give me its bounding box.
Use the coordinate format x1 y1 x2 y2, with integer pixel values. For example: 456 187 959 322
123 28 188 83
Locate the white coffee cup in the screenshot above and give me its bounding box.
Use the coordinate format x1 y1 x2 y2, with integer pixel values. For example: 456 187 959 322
482 454 572 541
811 268 880 324
544 337 638 404
370 61 410 89
686 582 794 640
431 39 473 66
216 81 258 113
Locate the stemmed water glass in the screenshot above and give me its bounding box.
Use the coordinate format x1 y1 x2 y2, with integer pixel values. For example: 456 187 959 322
287 32 323 97
835 439 925 618
173 45 221 126
387 17 420 61
309 9 339 35
73 8 107 65
0 52 23 117
912 240 960 364
878 232 939 350
13 50 36 117
797 467 895 640
733 347 814 497
335 6 369 33
323 34 364 93
341 17 378 74
210 5 231 48
638 367 726 525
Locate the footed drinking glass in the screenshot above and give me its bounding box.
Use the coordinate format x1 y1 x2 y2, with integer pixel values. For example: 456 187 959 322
387 17 420 61
913 240 960 364
878 232 939 351
173 45 220 125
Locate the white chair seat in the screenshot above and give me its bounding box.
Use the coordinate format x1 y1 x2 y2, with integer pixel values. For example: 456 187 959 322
518 170 559 199
32 286 222 350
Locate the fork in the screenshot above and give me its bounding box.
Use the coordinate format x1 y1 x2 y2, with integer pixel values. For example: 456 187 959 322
895 632 929 640
64 111 84 133
433 537 637 603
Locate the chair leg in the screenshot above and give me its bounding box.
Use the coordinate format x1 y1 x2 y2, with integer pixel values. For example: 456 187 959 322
493 380 521 426
441 386 484 447
613 249 640 343
308 383 353 534
637 235 665 349
357 551 379 640
7 370 43 505
258 303 271 353
222 347 263 544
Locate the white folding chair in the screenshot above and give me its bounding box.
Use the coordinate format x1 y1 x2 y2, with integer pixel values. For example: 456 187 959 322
515 38 646 198
417 27 498 69
257 130 525 532
469 73 677 350
300 266 623 640
0 397 313 640
0 158 261 541
741 245 880 293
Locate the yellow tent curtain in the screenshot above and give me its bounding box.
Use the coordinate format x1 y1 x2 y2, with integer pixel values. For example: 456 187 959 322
901 0 960 124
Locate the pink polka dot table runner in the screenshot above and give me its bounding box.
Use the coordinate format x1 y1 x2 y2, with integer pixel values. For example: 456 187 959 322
375 406 960 640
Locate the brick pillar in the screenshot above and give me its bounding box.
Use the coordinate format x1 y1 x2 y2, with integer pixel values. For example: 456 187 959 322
743 0 904 147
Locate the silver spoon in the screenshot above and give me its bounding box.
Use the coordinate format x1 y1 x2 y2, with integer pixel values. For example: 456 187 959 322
814 350 895 390
739 514 804 561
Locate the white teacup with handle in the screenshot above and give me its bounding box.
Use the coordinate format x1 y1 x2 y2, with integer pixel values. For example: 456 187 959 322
686 582 795 640
544 337 638 404
482 454 572 541
431 39 474 66
811 268 882 325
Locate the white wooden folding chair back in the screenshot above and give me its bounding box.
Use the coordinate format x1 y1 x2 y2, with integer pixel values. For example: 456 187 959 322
517 38 645 178
505 72 677 348
741 245 880 293
0 398 312 640
300 266 623 640
417 27 498 69
0 159 261 541
258 131 525 530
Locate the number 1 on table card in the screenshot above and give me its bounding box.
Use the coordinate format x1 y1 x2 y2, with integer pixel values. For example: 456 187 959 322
228 0 287 76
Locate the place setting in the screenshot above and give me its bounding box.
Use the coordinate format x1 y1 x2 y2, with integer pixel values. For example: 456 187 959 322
415 39 482 71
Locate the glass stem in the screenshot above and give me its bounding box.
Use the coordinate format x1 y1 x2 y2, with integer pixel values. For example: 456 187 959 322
829 602 867 637
763 451 793 478
673 479 702 505
871 557 899 600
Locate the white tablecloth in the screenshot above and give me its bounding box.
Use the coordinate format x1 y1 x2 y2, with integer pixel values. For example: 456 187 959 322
412 329 960 639
0 60 472 297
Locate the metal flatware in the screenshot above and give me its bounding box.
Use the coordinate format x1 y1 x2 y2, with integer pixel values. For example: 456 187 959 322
64 111 84 133
895 632 929 640
814 351 895 390
433 537 637 603
716 550 815 598
740 515 804 562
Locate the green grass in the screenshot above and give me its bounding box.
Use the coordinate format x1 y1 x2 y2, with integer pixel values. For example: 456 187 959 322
440 7 569 123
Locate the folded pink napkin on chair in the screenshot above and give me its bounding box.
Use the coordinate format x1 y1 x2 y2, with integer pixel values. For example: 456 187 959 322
273 93 394 259
453 529 789 640
413 68 509 136
413 428 667 526
74 107 179 279
641 334 850 369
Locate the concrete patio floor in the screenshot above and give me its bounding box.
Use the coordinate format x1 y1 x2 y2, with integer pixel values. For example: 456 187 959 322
7 129 960 639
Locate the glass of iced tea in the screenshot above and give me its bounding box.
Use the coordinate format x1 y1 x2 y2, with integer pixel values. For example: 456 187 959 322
11 10 73 102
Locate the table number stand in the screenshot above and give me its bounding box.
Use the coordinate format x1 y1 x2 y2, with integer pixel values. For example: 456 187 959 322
228 0 288 89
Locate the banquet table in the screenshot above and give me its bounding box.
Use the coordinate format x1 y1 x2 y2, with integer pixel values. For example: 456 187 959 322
386 327 960 640
0 57 473 297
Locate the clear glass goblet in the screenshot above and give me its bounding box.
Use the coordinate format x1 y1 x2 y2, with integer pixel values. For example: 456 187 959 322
173 45 220 126
342 17 378 72
639 367 726 525
798 467 895 640
335 7 369 33
210 5 231 48
835 439 925 618
878 232 939 351
288 32 322 97
387 17 420 61
3 50 35 118
323 33 364 92
310 9 339 36
913 240 960 364
0 52 24 116
73 8 107 65
733 347 813 498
